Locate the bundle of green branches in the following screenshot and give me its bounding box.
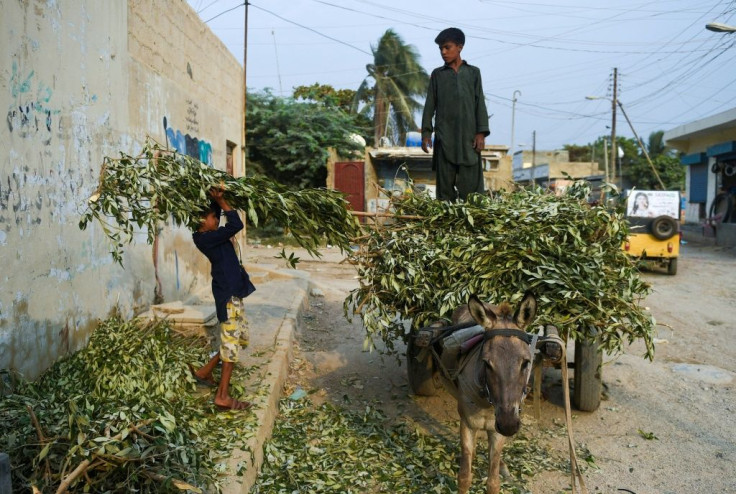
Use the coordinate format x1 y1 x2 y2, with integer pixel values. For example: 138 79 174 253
346 181 655 359
79 138 361 265
0 317 256 493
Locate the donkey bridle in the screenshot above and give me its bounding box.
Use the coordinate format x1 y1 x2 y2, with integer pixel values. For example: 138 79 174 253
476 328 537 406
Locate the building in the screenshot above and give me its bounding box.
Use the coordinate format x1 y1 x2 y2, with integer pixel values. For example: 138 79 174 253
481 145 514 191
663 108 736 237
326 142 515 216
1 1 244 378
512 149 603 187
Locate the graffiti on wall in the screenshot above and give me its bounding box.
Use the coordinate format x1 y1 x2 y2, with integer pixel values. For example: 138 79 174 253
5 61 60 144
185 99 199 134
0 163 93 239
163 115 212 166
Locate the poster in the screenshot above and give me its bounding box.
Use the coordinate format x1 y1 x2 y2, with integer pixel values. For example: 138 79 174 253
626 190 680 219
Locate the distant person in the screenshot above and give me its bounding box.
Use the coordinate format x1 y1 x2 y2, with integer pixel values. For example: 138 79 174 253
188 187 256 411
631 192 653 217
421 27 490 201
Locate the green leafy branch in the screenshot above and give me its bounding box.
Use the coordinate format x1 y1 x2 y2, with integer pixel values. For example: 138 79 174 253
79 138 361 265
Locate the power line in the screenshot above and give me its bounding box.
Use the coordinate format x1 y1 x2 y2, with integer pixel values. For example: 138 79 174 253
249 2 371 55
204 1 244 23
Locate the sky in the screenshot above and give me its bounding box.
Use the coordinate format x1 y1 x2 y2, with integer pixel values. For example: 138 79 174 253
186 0 736 152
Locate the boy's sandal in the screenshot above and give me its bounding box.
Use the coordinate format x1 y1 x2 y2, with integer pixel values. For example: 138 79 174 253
187 363 216 388
215 399 252 411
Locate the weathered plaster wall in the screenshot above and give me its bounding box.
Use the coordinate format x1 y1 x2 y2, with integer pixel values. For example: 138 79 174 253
126 0 245 305
1 0 244 379
1 1 139 379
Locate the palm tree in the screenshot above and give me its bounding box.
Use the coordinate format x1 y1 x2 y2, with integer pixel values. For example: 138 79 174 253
647 130 666 158
353 29 429 146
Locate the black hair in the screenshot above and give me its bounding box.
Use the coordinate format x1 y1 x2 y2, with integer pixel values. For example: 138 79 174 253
191 200 221 232
205 200 222 218
632 192 649 213
196 200 221 221
435 27 465 46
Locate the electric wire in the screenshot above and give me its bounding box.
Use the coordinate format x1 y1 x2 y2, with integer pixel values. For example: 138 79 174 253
194 0 736 146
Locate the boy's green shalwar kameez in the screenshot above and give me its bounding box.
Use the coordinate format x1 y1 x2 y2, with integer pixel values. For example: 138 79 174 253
421 61 490 201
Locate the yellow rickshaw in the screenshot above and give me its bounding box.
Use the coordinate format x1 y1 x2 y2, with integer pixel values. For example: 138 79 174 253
623 190 680 275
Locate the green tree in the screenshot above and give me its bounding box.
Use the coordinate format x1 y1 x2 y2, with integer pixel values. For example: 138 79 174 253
293 83 358 113
293 84 374 146
247 90 363 189
353 29 429 146
647 130 666 158
563 143 593 162
620 133 684 190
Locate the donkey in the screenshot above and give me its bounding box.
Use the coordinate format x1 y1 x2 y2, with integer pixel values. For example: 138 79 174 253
439 293 537 494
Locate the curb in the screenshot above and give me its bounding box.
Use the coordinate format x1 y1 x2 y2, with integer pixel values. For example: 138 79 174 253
221 272 309 494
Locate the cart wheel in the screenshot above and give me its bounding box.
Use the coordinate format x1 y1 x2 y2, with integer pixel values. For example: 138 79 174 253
573 337 602 411
407 334 441 396
667 257 678 276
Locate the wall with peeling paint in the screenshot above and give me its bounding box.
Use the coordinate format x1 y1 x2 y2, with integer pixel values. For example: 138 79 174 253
0 1 244 379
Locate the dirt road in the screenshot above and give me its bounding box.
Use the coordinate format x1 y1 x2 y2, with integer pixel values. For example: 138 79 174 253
246 238 736 493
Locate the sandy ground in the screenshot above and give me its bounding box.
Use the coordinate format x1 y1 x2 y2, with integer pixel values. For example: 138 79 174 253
245 239 736 494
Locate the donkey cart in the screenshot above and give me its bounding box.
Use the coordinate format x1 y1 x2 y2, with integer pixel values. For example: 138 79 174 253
407 323 602 412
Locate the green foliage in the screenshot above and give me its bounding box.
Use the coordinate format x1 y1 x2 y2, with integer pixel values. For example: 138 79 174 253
637 429 659 440
292 83 375 147
353 29 429 145
569 133 684 190
563 143 593 162
253 399 564 493
0 317 258 492
647 130 666 158
293 83 359 112
78 138 361 265
247 90 364 188
346 182 655 359
622 136 684 190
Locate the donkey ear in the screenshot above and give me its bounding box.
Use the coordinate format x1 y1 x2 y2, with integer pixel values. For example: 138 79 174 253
468 295 497 329
513 292 537 329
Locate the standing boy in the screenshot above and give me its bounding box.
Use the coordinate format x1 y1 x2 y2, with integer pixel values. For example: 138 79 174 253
189 187 255 411
421 27 490 201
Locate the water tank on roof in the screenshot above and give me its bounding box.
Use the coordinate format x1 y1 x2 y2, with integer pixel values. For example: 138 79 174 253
406 131 422 147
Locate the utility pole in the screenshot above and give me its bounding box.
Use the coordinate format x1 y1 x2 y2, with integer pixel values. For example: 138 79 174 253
271 29 283 96
510 90 521 154
531 130 536 186
610 67 617 185
617 100 665 190
242 1 249 177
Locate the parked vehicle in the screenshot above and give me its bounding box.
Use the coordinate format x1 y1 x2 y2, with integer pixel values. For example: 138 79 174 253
623 190 681 275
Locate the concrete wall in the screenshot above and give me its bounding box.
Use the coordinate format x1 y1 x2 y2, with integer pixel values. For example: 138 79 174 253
0 1 243 379
126 0 244 305
549 161 601 179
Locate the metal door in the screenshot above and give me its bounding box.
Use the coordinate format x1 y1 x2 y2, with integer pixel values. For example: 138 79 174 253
335 161 365 213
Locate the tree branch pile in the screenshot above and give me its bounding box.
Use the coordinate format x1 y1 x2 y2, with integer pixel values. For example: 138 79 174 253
0 316 257 492
79 138 361 265
346 182 655 359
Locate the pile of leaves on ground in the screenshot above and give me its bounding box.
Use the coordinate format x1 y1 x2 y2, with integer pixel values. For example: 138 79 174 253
79 138 361 265
253 398 569 493
346 181 655 359
0 316 257 493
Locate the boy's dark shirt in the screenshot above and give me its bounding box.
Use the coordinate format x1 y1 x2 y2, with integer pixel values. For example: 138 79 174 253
421 61 490 166
193 210 256 322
